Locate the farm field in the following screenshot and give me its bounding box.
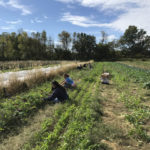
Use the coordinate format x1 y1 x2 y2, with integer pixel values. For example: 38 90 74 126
119 59 150 70
0 61 150 150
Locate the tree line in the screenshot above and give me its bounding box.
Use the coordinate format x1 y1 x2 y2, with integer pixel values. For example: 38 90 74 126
0 25 150 61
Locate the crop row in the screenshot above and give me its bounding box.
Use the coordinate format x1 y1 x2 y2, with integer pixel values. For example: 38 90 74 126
104 62 150 142
22 79 87 150
22 63 106 150
116 62 150 86
0 64 91 138
119 60 150 70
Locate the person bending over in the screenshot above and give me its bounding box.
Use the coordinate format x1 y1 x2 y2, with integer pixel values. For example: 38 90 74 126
62 74 76 88
44 81 69 103
77 65 83 70
101 72 110 84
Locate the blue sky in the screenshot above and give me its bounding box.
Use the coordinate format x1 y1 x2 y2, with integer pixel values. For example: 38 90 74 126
0 0 150 43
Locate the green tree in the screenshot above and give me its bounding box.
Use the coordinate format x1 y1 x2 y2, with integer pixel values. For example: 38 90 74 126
94 43 110 60
120 25 150 57
18 31 28 60
58 31 71 50
0 33 8 60
72 32 96 60
47 36 55 59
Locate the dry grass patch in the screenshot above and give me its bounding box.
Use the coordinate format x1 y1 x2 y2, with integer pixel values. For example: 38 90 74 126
0 62 91 98
99 83 141 150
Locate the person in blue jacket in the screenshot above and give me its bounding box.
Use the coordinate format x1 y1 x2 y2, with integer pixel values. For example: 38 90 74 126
62 74 76 88
44 81 69 103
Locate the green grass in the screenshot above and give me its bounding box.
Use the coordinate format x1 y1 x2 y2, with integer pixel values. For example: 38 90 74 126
1 61 150 150
21 63 110 150
119 59 150 70
103 62 150 142
0 66 86 138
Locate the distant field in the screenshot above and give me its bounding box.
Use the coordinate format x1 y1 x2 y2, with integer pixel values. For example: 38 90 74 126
119 59 150 70
0 60 76 73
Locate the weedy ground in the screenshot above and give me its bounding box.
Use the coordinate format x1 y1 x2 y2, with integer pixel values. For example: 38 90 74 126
0 61 150 150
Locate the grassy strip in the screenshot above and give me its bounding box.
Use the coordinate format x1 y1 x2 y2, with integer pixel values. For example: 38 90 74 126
35 81 92 150
57 64 104 150
104 62 150 142
119 60 150 70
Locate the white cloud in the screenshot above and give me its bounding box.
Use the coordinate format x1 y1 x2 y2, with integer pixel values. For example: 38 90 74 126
6 19 22 24
35 18 43 23
107 34 117 41
7 0 31 15
44 15 48 19
111 4 150 34
66 4 76 9
0 0 31 15
57 0 139 10
0 25 15 30
61 12 111 28
58 0 150 34
57 0 73 3
24 29 37 33
0 0 6 7
30 18 43 24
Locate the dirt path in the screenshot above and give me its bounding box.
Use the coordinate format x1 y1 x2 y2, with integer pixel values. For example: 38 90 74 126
100 83 150 150
0 104 59 150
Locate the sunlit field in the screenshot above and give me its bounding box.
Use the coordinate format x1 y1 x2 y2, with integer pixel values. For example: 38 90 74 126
0 60 150 150
1 0 150 149
119 59 150 70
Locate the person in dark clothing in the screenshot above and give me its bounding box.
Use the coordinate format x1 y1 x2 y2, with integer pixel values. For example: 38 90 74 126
77 64 83 70
83 64 87 67
43 81 69 103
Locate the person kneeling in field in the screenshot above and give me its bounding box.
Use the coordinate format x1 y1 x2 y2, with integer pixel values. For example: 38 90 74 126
43 81 69 103
77 64 83 70
101 72 110 84
62 74 76 88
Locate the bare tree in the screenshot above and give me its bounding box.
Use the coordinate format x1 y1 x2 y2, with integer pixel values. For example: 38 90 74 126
101 31 108 44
